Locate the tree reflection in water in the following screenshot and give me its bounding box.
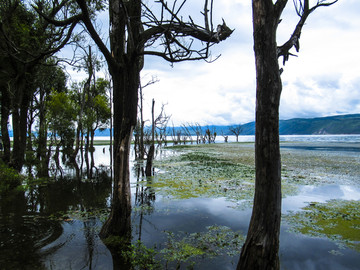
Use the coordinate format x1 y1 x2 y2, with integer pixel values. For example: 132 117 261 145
0 148 113 269
99 160 157 269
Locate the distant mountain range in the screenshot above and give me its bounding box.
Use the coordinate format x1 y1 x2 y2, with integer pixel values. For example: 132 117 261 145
94 114 360 136
240 114 360 135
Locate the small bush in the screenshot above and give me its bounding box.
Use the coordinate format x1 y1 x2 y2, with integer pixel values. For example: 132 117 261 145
0 161 23 193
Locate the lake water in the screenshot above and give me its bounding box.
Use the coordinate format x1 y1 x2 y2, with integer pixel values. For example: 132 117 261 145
95 134 360 143
1 135 359 269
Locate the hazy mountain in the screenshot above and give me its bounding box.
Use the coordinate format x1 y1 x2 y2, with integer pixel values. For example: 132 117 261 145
94 114 360 136
240 114 360 135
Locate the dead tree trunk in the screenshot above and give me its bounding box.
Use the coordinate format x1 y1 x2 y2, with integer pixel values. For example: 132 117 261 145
238 1 337 269
145 99 155 176
68 0 232 240
237 9 282 270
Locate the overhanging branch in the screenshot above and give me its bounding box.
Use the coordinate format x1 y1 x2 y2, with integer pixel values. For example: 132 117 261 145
140 0 233 63
277 0 337 65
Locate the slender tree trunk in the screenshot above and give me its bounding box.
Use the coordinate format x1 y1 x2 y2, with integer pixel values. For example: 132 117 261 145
11 80 30 171
26 106 35 154
72 125 81 162
139 85 145 160
237 1 282 269
90 128 95 152
37 89 49 177
145 99 155 176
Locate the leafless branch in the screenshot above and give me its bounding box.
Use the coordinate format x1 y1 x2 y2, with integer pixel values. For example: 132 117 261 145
141 0 233 63
277 0 338 65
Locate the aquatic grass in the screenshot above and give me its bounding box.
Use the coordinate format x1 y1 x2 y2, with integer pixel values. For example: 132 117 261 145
161 225 245 269
146 142 360 209
284 199 360 252
100 225 244 270
148 143 312 207
149 148 256 205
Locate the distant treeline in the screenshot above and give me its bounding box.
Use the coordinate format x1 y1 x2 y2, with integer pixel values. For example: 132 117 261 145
92 114 360 136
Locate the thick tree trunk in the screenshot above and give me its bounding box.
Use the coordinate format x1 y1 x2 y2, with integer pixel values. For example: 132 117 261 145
10 74 32 171
237 1 282 269
1 86 11 163
99 0 142 239
99 67 138 238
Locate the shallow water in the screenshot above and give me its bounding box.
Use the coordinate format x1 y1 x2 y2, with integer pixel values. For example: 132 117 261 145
1 136 360 269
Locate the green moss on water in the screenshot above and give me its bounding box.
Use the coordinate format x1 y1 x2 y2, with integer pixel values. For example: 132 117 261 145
146 143 310 207
161 225 245 268
148 147 255 205
284 199 360 252
100 226 244 269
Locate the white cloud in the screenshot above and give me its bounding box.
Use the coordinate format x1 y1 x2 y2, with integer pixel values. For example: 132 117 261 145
63 1 360 126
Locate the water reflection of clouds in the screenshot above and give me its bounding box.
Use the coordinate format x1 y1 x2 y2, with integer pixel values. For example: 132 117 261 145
282 184 360 212
280 231 359 270
92 146 111 167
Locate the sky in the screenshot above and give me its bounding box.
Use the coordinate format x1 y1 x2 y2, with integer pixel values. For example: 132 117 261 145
66 0 360 126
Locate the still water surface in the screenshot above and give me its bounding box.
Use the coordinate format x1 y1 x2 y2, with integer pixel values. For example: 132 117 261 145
1 135 359 269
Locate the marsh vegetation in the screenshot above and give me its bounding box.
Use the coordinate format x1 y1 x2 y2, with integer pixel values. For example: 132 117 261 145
1 138 359 269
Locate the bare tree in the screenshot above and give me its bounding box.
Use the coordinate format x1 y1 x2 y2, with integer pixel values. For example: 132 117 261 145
237 1 337 269
189 122 203 144
205 126 217 143
220 131 228 143
34 0 232 240
155 104 171 146
228 124 242 142
145 99 170 176
181 124 192 144
137 76 159 160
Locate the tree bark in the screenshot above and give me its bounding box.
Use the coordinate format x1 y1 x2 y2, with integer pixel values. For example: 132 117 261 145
99 67 138 238
99 0 142 238
11 76 31 171
36 87 50 178
145 99 155 176
237 1 282 269
0 85 11 163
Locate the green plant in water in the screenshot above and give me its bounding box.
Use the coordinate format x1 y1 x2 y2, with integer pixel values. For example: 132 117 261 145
284 199 360 253
102 236 161 270
161 225 245 269
149 148 256 206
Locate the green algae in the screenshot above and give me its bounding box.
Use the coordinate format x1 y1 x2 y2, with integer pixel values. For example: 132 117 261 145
284 199 360 252
102 225 245 269
138 142 360 257
161 225 245 268
147 147 255 207
144 142 336 207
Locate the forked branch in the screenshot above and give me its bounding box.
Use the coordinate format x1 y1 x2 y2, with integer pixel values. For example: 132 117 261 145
141 0 233 63
277 0 337 65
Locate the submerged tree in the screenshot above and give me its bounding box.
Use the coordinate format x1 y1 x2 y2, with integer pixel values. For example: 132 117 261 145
35 0 232 240
237 1 337 269
228 125 242 142
0 0 79 171
145 99 170 176
32 60 68 178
